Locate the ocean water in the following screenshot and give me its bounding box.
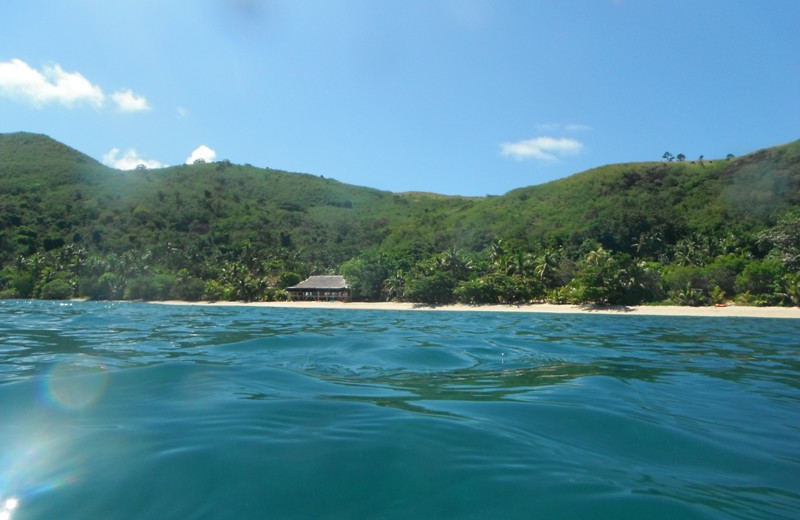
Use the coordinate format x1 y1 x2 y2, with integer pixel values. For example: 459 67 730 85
0 301 798 520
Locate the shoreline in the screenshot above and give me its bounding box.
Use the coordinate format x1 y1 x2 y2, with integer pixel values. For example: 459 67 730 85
149 300 800 319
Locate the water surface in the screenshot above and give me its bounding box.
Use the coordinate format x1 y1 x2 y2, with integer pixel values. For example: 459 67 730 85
0 300 798 519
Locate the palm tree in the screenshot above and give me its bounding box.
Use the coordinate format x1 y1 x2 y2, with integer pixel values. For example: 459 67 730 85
585 246 610 266
534 249 560 287
382 270 406 301
505 250 534 278
489 239 506 266
632 231 663 259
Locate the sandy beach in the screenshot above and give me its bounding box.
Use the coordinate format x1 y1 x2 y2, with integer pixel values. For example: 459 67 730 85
151 300 800 319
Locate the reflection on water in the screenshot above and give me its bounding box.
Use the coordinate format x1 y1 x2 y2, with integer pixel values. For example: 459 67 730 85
0 300 799 519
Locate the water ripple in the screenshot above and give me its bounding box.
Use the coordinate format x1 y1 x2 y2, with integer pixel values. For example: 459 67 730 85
1 300 799 519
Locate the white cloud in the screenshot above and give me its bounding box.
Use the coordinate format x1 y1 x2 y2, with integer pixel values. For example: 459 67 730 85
564 123 592 132
535 122 592 133
535 123 560 132
0 58 104 108
186 145 217 164
103 148 164 170
0 58 150 114
112 89 151 112
500 136 583 162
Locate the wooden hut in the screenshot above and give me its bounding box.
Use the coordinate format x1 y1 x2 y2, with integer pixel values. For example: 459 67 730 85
287 275 350 301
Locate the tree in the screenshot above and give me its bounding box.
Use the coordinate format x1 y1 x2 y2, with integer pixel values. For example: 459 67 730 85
382 270 405 301
340 252 391 301
489 238 506 266
735 259 783 299
758 212 800 271
676 153 686 162
780 272 800 306
662 151 674 162
567 247 626 304
455 272 532 304
40 278 73 300
404 270 458 303
277 271 302 289
534 249 560 288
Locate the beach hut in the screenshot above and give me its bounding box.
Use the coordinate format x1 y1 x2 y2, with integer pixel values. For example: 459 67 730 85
287 275 350 301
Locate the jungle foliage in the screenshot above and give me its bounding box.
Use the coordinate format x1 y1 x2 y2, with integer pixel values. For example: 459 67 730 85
1 132 799 306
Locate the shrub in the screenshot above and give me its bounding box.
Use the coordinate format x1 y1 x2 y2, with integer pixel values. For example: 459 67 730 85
735 259 783 298
404 271 457 304
171 277 206 301
668 283 709 306
276 271 302 289
664 265 707 295
710 285 727 304
780 272 800 306
704 255 746 297
567 248 631 304
340 254 391 301
455 273 530 304
96 273 125 300
204 280 233 301
0 288 19 299
10 272 35 298
40 278 73 300
124 273 178 300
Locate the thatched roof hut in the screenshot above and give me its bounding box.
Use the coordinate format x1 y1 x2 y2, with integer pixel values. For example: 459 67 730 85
287 275 350 301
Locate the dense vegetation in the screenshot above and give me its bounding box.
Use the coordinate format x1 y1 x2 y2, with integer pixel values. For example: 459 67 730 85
1 132 799 306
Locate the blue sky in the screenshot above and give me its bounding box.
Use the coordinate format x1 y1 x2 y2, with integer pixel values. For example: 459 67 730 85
1 1 798 196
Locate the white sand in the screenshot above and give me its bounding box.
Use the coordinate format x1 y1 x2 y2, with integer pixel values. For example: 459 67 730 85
151 300 800 319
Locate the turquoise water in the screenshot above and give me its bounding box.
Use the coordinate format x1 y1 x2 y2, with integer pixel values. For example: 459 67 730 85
0 301 799 519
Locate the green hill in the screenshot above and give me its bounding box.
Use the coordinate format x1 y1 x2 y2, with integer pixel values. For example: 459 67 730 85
1 132 798 305
0 132 464 263
451 142 800 252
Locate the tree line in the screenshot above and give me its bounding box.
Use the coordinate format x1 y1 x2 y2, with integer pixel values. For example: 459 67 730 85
2 211 798 306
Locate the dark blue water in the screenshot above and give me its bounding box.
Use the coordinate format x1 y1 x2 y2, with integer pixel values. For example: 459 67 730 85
0 301 798 519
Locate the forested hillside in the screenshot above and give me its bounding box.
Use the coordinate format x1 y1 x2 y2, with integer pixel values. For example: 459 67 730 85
1 132 799 305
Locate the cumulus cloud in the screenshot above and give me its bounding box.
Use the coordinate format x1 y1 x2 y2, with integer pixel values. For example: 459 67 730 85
112 89 151 112
0 58 150 112
500 136 583 162
0 58 104 108
103 148 164 170
186 145 217 164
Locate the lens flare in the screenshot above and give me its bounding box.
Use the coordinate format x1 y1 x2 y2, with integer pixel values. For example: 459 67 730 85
0 497 19 520
45 357 109 410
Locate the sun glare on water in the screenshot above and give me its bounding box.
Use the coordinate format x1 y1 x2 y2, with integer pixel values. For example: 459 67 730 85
0 497 19 520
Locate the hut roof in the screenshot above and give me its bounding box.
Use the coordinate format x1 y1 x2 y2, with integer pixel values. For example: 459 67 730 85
288 275 349 290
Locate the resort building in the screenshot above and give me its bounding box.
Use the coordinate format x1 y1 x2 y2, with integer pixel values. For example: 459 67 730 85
287 275 350 301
